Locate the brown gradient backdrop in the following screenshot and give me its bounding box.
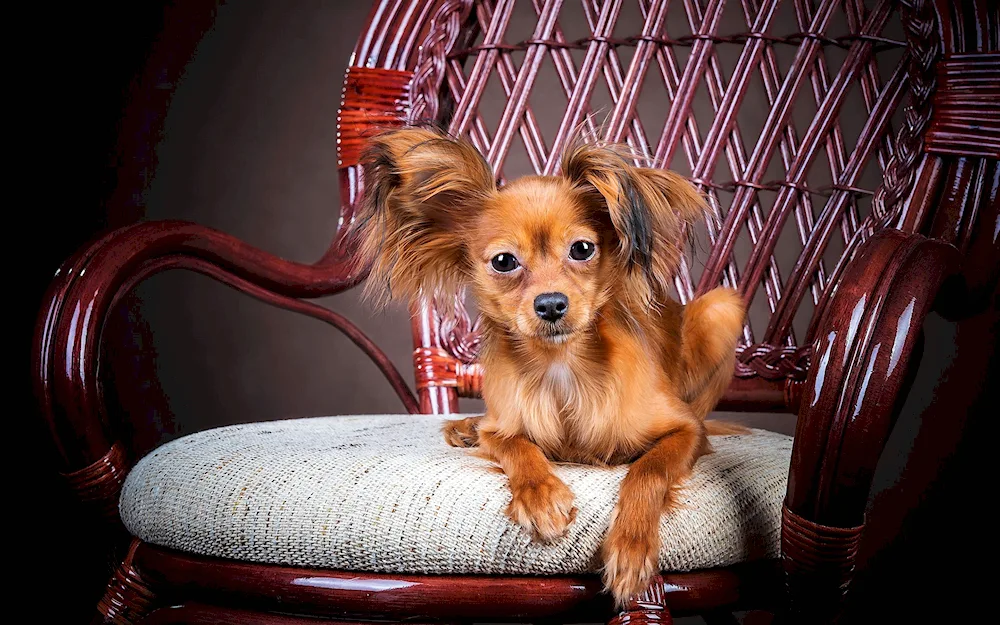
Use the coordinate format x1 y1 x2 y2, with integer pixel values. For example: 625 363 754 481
136 2 952 506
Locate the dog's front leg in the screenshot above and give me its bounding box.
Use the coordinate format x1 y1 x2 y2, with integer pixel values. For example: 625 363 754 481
602 419 707 606
442 415 484 447
479 427 576 542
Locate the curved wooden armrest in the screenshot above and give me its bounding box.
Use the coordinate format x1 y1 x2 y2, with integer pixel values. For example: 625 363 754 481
33 220 416 521
787 228 960 525
780 228 959 620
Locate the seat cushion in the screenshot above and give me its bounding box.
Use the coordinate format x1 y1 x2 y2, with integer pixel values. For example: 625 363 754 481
121 414 792 575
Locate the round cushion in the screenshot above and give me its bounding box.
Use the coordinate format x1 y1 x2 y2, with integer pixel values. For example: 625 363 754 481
120 414 792 574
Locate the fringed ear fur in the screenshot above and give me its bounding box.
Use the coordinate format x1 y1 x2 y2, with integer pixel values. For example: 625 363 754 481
355 126 496 306
561 142 707 306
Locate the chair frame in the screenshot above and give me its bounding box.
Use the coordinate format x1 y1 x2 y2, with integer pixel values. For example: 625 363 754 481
33 0 997 623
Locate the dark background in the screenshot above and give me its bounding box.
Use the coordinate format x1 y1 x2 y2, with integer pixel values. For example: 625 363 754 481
23 1 994 622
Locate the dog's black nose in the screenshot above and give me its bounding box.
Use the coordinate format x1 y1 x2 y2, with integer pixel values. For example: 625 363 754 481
534 292 569 322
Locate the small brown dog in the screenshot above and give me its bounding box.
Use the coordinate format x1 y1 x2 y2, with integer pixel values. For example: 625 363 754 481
356 126 746 604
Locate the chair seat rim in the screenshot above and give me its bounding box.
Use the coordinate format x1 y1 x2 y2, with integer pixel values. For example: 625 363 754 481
134 541 780 619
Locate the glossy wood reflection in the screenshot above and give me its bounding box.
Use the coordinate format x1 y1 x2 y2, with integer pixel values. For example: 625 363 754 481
134 543 777 621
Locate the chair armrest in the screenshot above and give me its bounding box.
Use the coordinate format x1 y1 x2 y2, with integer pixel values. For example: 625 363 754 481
781 228 959 619
787 228 959 523
33 220 417 521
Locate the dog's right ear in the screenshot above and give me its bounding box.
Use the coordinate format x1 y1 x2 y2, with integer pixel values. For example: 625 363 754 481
355 127 496 306
562 141 706 308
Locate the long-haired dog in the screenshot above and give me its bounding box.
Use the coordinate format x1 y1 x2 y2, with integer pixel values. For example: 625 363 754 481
355 126 747 604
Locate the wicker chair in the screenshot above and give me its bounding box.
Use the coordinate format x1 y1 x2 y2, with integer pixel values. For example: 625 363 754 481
34 0 997 623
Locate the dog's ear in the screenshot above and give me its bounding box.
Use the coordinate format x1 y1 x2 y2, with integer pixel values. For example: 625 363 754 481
562 142 706 306
355 126 496 306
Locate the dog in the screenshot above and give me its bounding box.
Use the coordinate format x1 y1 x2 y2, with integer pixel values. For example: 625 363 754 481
355 126 747 605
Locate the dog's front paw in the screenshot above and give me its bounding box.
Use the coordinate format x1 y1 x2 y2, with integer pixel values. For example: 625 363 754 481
442 416 482 448
506 474 577 542
601 507 660 606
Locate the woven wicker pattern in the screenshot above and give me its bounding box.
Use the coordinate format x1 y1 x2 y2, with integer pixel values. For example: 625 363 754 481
406 0 929 376
121 414 792 575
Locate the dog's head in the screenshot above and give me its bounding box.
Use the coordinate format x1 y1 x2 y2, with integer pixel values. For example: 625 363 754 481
355 126 706 347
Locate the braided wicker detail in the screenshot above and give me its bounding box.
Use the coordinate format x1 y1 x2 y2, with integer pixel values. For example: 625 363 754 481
408 1 479 377
98 540 156 625
735 344 812 381
437 295 482 364
870 0 939 228
409 0 475 123
782 505 864 620
608 575 672 625
62 441 128 523
414 347 484 397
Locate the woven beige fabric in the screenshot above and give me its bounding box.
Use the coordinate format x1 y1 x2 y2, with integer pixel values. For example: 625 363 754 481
121 414 792 574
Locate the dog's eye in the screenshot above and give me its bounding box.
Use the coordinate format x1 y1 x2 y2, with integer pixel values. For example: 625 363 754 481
569 240 596 261
490 253 519 273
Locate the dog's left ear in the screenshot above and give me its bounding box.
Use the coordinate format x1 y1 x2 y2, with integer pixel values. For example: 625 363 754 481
562 143 706 304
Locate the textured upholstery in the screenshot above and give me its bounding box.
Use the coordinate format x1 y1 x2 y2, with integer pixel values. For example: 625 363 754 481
121 414 791 574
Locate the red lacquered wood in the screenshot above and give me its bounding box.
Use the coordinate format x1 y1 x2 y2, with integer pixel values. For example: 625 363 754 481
608 574 673 625
781 229 959 622
141 604 440 625
32 218 420 527
329 0 466 261
62 441 129 523
133 543 778 620
99 540 157 625
788 229 960 525
780 505 864 624
31 0 445 514
927 157 1000 318
414 347 483 397
411 301 460 414
333 1 475 412
923 0 1000 321
337 66 413 169
925 53 1000 158
34 221 364 469
716 377 790 413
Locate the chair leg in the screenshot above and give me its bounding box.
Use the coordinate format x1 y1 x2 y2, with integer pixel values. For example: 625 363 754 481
96 540 157 625
607 574 672 625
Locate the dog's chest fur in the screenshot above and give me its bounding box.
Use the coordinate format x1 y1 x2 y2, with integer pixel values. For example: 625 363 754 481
541 360 575 404
484 319 687 466
526 356 654 465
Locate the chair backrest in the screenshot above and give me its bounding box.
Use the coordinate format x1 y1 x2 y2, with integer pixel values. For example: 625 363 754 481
335 0 998 415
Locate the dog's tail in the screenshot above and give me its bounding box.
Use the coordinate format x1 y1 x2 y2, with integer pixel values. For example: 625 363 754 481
704 419 751 436
681 287 745 420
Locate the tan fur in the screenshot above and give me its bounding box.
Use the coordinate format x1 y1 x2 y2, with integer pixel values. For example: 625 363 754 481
356 127 496 305
356 126 748 606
